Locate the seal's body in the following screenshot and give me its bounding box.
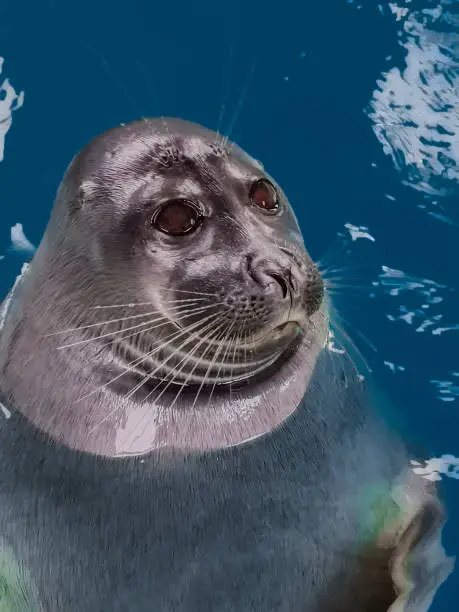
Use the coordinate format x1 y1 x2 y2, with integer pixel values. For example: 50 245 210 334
0 119 453 610
0 351 449 612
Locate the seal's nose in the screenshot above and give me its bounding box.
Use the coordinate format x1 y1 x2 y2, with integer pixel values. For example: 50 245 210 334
244 254 294 301
267 273 289 299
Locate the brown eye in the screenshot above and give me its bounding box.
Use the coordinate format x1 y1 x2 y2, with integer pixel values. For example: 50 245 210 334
249 179 279 213
152 199 203 236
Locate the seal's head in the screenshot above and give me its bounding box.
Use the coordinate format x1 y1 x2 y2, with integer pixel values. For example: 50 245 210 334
1 118 328 456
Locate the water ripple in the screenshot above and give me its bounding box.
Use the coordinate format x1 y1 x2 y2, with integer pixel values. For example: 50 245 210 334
371 264 457 335
367 2 458 212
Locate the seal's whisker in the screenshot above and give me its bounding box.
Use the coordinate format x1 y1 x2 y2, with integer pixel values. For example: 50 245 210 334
45 301 207 337
166 325 228 411
318 260 375 279
90 296 210 309
86 308 225 402
316 242 352 270
190 326 230 410
89 317 227 435
164 297 211 304
222 55 258 153
95 301 225 352
80 40 142 120
324 283 370 294
317 262 349 275
328 307 372 376
229 326 244 401
128 341 211 442
324 278 368 286
161 288 218 297
214 44 234 150
91 302 158 310
133 320 229 440
242 329 249 381
57 303 221 350
57 317 168 350
208 325 238 407
192 319 236 410
144 319 228 408
334 310 378 355
125 312 225 400
82 310 224 409
321 268 355 281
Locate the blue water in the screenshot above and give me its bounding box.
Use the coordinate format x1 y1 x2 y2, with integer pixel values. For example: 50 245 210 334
0 0 457 608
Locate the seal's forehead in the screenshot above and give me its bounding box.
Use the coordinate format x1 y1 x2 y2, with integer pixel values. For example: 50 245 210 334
75 120 282 209
183 135 264 172
96 130 262 181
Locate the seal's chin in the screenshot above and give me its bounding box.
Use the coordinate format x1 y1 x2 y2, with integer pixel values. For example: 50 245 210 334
212 320 304 388
111 313 317 457
122 317 304 395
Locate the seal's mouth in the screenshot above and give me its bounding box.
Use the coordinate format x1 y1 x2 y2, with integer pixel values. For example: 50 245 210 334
120 317 304 399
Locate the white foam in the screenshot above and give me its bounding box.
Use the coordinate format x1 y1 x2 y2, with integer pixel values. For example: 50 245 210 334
411 455 459 482
10 223 36 254
0 263 29 332
0 57 24 162
344 222 375 242
388 2 409 21
367 4 459 198
430 377 459 402
373 265 456 336
383 360 406 373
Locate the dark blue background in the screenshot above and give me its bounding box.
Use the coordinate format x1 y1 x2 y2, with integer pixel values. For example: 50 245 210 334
1 0 457 608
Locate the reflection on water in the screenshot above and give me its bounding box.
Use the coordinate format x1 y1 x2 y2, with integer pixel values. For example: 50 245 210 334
367 2 458 219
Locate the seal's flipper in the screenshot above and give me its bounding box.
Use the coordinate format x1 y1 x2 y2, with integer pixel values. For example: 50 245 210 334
388 498 454 611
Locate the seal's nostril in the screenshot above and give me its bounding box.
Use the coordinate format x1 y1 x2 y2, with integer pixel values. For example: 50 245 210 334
269 274 289 300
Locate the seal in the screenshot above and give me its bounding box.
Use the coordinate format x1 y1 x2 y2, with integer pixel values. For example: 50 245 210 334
0 118 453 611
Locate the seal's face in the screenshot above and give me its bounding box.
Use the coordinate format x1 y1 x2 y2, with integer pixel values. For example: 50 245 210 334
5 118 328 454
64 119 324 399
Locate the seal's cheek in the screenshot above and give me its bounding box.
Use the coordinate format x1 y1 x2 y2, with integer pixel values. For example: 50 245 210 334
302 267 325 316
179 253 238 280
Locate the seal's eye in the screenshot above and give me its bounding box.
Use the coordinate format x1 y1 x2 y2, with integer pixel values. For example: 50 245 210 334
152 199 203 236
249 179 279 213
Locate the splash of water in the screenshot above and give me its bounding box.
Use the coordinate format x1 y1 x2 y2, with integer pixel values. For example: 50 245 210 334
411 454 459 482
367 2 458 208
344 222 376 242
372 265 457 335
9 223 35 255
430 374 459 403
0 58 24 162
